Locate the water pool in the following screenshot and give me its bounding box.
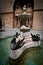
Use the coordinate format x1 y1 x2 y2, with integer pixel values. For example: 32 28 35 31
0 38 43 65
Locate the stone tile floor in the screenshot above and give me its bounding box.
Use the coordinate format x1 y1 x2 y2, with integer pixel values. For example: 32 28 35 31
0 28 43 40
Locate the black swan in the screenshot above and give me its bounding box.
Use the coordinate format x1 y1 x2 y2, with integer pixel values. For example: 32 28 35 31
30 33 40 41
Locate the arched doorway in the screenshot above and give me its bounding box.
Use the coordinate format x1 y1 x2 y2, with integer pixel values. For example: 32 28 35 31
0 19 2 29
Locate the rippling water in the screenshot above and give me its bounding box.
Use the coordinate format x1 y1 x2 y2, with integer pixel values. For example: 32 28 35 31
0 38 43 65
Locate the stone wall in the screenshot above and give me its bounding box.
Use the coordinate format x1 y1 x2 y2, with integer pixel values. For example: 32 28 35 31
1 13 13 28
32 11 43 30
32 0 43 30
34 0 43 10
0 0 14 13
0 0 14 28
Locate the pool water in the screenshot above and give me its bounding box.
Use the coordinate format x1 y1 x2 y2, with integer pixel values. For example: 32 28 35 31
0 38 43 65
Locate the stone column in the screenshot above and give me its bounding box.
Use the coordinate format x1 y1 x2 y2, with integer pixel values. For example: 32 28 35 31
29 18 32 28
26 19 28 27
18 18 20 28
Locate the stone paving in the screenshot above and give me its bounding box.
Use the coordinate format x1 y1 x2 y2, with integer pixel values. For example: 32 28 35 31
0 28 43 40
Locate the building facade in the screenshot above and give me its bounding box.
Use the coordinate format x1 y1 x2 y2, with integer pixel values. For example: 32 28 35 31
0 0 43 30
